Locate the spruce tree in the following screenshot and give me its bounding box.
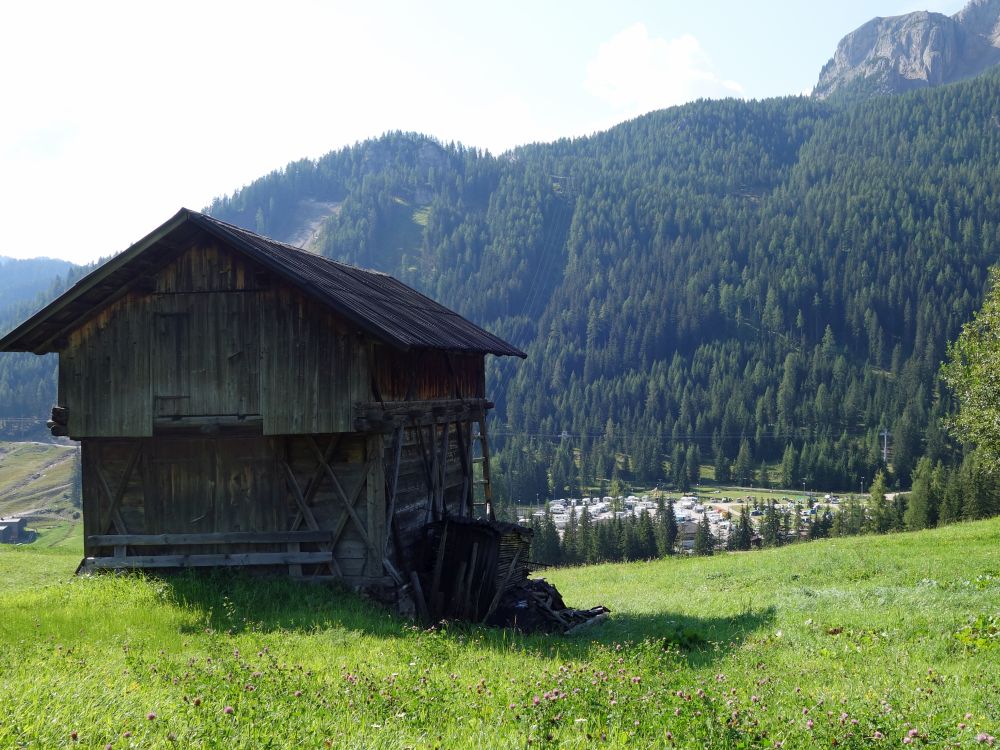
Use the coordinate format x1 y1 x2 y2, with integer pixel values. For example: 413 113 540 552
578 508 597 564
904 457 935 530
714 446 731 483
654 497 668 553
693 512 714 556
780 443 798 488
664 500 678 554
868 470 892 533
761 501 782 547
733 504 753 550
734 439 755 486
638 509 658 559
938 467 963 525
561 506 579 565
686 444 701 487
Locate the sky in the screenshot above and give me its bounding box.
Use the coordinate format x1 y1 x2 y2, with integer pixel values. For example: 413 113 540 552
0 0 967 265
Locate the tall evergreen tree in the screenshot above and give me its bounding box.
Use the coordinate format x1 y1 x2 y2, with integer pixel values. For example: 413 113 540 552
662 500 678 555
732 504 753 550
904 457 938 530
868 470 893 534
693 512 714 556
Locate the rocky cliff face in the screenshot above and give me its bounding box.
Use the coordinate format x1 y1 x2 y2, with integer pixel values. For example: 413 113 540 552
814 0 1000 99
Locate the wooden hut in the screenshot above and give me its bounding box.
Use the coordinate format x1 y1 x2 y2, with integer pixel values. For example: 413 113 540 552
0 209 526 610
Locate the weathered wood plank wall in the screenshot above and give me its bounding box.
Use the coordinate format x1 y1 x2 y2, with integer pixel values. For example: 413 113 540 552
83 433 388 583
260 286 368 435
61 292 152 437
372 347 484 401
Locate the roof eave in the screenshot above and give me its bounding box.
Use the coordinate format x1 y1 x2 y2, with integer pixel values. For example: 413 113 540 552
0 209 192 354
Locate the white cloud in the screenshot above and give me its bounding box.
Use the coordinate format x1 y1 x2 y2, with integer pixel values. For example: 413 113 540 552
585 24 744 119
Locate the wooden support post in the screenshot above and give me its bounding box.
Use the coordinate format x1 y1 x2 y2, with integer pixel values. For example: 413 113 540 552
383 426 403 559
429 522 449 617
414 421 436 525
452 420 472 517
436 421 450 519
365 434 385 578
429 424 440 522
288 541 302 578
478 410 495 521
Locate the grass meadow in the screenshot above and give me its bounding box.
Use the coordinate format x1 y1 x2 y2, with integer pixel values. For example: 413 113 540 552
0 519 997 748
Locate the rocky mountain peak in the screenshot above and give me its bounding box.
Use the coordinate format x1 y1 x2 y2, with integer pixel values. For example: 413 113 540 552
813 0 1000 100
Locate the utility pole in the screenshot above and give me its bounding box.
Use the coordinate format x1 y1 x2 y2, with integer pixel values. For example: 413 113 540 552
880 428 889 464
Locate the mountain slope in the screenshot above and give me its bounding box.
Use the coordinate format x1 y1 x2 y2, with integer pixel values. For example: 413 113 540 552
0 261 83 438
0 257 76 310
209 68 1000 496
814 0 1000 99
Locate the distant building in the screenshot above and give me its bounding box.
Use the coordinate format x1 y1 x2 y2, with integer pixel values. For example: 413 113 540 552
0 517 29 544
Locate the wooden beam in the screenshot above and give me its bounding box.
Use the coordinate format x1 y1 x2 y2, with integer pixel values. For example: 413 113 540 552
283 455 340 577
306 438 378 561
353 398 494 432
81 551 333 570
282 460 322 531
287 435 341 533
87 530 334 547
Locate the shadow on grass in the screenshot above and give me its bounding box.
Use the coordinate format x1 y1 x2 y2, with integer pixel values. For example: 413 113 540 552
158 570 774 666
160 570 403 638
465 605 776 666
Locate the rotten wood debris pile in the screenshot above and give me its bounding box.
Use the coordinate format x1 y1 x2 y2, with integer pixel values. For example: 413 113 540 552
404 517 609 634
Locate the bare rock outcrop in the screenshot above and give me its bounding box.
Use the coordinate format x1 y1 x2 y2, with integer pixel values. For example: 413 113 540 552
814 0 1000 99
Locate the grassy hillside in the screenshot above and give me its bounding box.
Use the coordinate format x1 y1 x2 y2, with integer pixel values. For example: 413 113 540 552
0 520 997 748
0 441 78 517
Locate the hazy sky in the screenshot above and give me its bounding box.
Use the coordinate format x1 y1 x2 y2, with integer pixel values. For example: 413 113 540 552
1 0 966 264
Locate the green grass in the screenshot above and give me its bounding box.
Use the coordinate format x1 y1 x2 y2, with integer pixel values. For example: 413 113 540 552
1 521 998 748
27 517 84 549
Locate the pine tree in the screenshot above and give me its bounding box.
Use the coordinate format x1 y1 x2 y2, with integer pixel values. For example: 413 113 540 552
868 470 893 533
693 512 714 555
654 497 668 553
733 439 755 486
686 444 701 487
938 467 963 525
541 509 562 565
578 508 597 564
733 504 753 550
638 509 658 559
714 445 731 483
561 506 579 565
761 501 782 547
904 457 936 530
780 443 798 488
662 500 678 555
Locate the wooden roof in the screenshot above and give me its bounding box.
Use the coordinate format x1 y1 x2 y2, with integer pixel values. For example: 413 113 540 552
0 209 526 358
